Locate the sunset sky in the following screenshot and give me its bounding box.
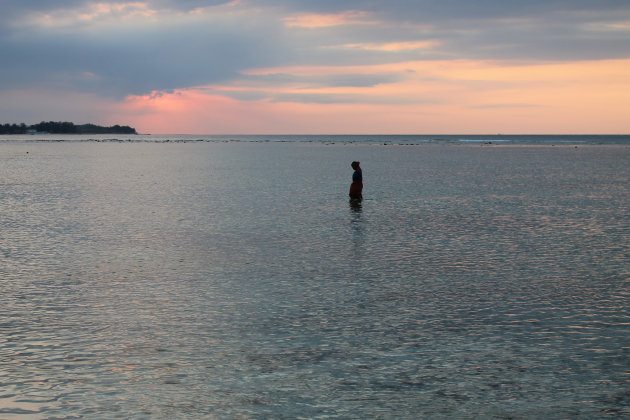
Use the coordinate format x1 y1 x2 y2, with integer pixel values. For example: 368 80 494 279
1 0 629 134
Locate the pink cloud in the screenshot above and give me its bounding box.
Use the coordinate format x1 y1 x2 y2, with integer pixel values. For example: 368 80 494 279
329 40 439 52
283 11 375 28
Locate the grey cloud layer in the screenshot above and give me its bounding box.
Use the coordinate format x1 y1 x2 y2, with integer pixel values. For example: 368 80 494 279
1 0 629 99
1 5 287 97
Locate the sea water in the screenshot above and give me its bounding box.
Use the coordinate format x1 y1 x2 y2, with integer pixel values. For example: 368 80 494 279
1 137 629 419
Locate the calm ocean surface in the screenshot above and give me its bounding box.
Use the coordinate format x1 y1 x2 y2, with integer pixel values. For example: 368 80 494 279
1 135 629 419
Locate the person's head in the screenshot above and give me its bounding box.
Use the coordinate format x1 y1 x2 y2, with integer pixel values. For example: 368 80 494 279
351 161 360 170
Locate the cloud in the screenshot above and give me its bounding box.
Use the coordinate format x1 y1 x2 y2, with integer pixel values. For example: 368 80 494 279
271 0 630 61
1 0 629 133
2 0 629 100
266 0 630 22
238 72 402 88
0 87 120 125
0 2 289 97
330 41 438 52
283 11 375 28
268 92 438 105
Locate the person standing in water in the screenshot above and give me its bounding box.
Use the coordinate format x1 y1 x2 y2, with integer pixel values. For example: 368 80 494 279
349 161 363 200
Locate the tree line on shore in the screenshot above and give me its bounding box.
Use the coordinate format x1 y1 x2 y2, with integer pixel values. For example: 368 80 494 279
0 121 137 134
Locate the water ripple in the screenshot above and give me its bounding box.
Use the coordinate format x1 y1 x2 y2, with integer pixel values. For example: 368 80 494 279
1 143 628 418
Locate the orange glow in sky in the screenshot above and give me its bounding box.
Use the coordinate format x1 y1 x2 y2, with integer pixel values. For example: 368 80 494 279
283 11 375 28
114 59 630 134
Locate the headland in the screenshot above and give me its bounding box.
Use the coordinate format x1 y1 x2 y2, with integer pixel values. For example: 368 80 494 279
0 121 137 135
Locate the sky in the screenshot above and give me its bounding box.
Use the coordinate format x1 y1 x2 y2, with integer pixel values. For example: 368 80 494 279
1 0 629 134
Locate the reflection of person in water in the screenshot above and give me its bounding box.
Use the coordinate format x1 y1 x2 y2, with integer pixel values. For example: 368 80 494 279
349 161 363 200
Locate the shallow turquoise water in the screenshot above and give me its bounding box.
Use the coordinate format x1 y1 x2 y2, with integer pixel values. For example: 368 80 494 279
1 141 629 418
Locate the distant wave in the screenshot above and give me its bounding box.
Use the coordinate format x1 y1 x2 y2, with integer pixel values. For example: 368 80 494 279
458 139 512 143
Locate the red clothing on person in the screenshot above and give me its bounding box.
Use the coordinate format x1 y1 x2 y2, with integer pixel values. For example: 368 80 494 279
349 162 362 199
349 181 363 198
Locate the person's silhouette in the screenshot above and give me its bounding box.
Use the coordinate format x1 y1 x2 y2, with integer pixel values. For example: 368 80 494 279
349 161 363 201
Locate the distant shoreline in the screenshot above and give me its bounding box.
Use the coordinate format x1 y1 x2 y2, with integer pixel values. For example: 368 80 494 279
0 121 137 135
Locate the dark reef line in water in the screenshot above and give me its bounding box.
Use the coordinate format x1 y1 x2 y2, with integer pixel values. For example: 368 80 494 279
1 134 629 146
